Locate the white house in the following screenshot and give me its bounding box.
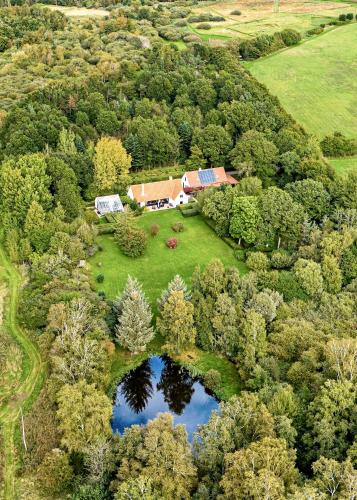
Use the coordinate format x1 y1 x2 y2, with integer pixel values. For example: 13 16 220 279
95 194 124 215
127 178 189 209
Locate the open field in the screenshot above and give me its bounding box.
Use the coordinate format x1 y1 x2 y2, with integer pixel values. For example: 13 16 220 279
247 23 357 139
45 5 109 17
89 211 247 305
189 0 356 39
329 155 357 175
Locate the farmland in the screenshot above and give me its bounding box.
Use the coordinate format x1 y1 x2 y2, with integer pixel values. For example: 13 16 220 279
247 22 357 139
188 0 356 39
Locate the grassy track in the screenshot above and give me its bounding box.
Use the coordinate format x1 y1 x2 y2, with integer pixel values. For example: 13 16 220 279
0 247 44 499
247 23 357 139
329 155 357 175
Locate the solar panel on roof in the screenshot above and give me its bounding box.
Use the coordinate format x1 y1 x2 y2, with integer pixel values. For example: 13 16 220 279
198 169 216 185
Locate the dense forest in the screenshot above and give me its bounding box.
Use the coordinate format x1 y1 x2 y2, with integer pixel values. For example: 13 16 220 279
0 2 356 499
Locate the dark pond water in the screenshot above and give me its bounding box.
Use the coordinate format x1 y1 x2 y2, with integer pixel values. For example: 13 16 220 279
112 355 219 441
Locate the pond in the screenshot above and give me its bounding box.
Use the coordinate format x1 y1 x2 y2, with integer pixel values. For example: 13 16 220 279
112 355 219 441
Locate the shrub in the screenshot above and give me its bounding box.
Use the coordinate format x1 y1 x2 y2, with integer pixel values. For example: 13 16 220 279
230 9 241 15
175 19 188 27
339 13 347 21
116 221 148 258
158 28 182 41
172 222 184 232
270 250 294 269
306 26 324 36
321 132 357 157
197 23 211 30
182 208 199 217
280 28 301 46
150 224 160 237
96 273 104 283
246 252 270 271
182 34 201 43
166 237 178 249
204 369 221 391
234 248 246 261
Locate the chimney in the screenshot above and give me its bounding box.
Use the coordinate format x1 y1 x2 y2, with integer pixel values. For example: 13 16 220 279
199 167 202 171
169 176 173 180
141 183 145 195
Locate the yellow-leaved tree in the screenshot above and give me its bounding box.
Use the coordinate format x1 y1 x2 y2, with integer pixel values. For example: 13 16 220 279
94 137 131 191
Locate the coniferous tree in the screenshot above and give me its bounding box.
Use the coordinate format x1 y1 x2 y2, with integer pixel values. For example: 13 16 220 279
115 276 154 353
124 133 144 170
157 275 191 312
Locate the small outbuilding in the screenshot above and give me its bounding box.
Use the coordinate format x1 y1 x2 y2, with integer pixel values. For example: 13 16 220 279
95 194 124 216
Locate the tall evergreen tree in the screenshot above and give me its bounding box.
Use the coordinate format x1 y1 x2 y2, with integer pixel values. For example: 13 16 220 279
115 276 154 353
124 133 144 171
157 275 191 312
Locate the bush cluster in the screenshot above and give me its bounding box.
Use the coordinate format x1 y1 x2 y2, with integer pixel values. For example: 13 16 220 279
188 13 225 23
172 222 185 232
239 29 301 60
321 132 357 157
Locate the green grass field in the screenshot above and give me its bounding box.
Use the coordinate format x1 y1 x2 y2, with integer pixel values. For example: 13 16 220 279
188 0 356 39
329 155 357 175
89 210 247 305
247 23 357 139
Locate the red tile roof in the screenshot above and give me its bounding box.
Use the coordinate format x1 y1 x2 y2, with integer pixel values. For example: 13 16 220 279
130 178 183 203
184 167 237 188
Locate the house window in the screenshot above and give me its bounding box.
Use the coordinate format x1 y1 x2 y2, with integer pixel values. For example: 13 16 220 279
180 201 183 204
180 194 183 198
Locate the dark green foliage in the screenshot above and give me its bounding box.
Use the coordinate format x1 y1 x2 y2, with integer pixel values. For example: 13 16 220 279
116 225 147 258
321 132 357 157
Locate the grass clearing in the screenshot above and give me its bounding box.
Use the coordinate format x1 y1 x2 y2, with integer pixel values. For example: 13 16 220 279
89 210 247 305
44 5 109 18
329 156 357 175
247 23 357 139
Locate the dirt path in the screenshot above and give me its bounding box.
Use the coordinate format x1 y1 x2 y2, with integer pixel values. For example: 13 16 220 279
0 247 44 499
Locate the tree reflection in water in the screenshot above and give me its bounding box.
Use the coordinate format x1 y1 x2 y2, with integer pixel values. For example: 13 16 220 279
120 359 153 413
156 355 195 415
113 356 219 440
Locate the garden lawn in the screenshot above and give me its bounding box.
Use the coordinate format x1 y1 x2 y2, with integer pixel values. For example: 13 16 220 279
329 156 357 175
89 211 247 305
247 23 357 139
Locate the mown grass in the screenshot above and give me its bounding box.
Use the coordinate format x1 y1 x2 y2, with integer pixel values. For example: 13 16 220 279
89 210 247 306
329 155 357 175
247 23 357 139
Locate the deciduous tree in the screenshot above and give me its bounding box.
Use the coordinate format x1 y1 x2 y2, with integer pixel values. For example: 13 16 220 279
94 137 131 191
57 381 112 453
157 290 196 353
